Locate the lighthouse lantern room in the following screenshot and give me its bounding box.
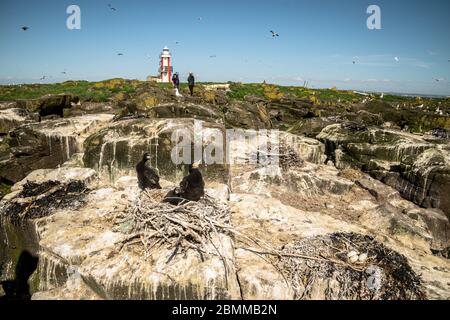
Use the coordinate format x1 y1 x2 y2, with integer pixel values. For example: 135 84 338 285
158 46 173 83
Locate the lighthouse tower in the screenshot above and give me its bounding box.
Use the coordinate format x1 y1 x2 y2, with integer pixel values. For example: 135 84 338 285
158 46 173 83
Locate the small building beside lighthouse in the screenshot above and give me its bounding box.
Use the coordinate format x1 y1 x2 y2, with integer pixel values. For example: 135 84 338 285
157 46 173 83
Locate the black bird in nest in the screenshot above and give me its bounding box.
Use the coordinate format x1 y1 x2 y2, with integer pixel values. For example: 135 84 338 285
136 153 161 190
163 161 205 205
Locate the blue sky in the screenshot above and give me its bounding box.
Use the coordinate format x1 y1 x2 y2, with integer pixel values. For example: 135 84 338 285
0 0 449 95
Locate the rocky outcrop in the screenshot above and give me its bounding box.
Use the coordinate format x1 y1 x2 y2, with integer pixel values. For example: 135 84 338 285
0 86 449 301
83 118 229 184
0 108 39 135
317 124 450 219
16 94 79 117
63 102 116 117
0 114 113 183
2 165 448 300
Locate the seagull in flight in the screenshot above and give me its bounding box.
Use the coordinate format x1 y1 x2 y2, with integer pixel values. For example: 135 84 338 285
21 26 29 31
270 30 279 38
394 56 400 62
117 53 124 56
435 78 444 82
40 76 46 81
209 55 217 58
108 4 116 11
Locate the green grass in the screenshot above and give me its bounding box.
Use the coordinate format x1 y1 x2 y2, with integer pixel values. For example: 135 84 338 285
226 83 266 100
0 182 12 196
0 79 140 102
0 79 447 107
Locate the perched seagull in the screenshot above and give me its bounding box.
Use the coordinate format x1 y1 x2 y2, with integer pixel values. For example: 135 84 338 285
270 30 279 38
21 26 29 31
108 4 116 11
394 56 400 62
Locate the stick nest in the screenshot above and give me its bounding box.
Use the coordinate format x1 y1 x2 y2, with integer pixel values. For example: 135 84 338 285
115 189 232 259
275 232 426 300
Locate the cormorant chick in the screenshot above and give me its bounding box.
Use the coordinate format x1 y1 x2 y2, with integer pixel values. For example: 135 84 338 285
136 153 161 190
163 161 205 205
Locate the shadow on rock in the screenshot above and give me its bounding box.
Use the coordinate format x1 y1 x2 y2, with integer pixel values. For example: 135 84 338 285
0 250 38 300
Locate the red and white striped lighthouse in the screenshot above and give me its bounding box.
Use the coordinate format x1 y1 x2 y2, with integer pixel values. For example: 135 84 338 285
158 46 173 83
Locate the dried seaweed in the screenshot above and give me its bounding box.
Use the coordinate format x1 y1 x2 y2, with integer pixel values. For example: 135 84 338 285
279 144 304 170
1 180 89 223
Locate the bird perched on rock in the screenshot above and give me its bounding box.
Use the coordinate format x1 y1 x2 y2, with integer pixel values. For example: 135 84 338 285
136 153 161 190
163 161 205 205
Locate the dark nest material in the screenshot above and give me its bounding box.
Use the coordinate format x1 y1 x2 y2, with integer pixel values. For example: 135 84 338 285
1 180 89 223
115 190 232 261
274 232 426 300
279 143 304 170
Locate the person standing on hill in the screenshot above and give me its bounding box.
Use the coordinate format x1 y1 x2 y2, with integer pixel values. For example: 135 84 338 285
172 72 182 96
187 72 195 96
172 72 180 90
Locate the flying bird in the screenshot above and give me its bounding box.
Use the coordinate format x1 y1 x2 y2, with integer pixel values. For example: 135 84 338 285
270 30 279 38
117 53 124 56
21 26 29 31
108 4 116 11
394 56 400 62
39 76 46 80
209 55 217 58
197 17 203 21
61 71 66 74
